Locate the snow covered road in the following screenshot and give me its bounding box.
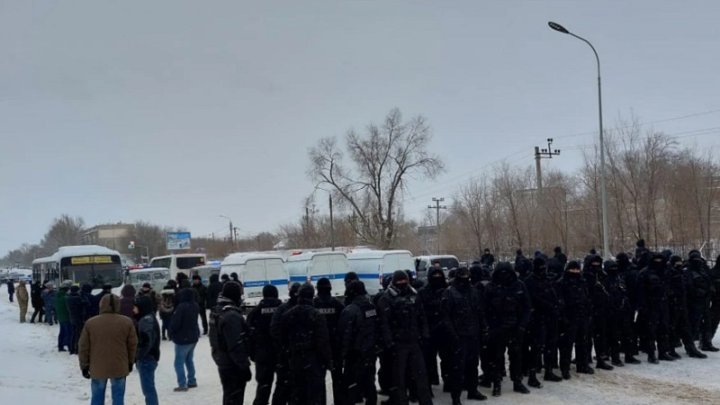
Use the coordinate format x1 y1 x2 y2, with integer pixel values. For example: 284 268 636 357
2 286 720 405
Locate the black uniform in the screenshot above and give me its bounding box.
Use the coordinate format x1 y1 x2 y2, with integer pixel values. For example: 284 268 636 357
685 252 715 351
484 262 531 395
636 254 671 363
514 250 532 280
270 283 301 405
376 271 433 405
209 286 252 405
192 278 209 334
617 252 640 357
313 280 345 405
417 268 449 387
707 256 720 349
524 258 562 381
247 286 283 405
602 260 636 364
480 251 495 268
207 274 223 310
279 285 332 405
338 281 379 405
556 262 593 376
666 256 707 358
584 257 614 370
441 268 487 402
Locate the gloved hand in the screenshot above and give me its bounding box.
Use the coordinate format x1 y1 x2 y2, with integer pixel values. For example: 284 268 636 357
128 362 134 373
82 368 91 379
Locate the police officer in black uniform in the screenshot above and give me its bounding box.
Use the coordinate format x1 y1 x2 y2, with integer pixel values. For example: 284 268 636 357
376 270 433 405
585 256 614 371
247 285 283 405
637 253 673 364
603 260 641 365
484 262 531 396
270 282 302 405
313 278 345 405
442 267 488 404
338 281 380 405
666 256 707 359
556 260 594 378
279 284 332 405
418 267 449 389
524 257 563 383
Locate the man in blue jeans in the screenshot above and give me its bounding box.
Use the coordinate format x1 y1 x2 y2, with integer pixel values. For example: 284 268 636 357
170 287 200 391
79 294 137 405
134 295 161 405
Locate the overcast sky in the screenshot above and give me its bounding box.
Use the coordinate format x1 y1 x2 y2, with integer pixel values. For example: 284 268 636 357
1 1 718 254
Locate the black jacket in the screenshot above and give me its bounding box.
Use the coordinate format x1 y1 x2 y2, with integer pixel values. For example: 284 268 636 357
338 295 379 357
206 275 222 309
136 297 161 362
376 285 429 347
313 293 345 339
31 283 43 308
484 267 531 330
603 273 629 313
524 272 561 319
192 282 208 309
65 291 89 326
418 269 448 335
442 279 487 340
169 288 200 345
246 297 282 363
209 297 251 373
556 272 592 321
637 265 669 310
279 300 332 369
270 297 298 354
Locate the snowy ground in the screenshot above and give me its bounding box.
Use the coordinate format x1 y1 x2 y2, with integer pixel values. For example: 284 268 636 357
2 284 720 405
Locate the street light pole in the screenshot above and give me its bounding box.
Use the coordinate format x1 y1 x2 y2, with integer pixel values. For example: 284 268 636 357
219 215 234 250
548 21 610 259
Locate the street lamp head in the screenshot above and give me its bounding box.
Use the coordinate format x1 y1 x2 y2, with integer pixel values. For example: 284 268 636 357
548 21 570 34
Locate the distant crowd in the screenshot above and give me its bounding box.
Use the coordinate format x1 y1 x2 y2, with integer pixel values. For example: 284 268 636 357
4 239 720 405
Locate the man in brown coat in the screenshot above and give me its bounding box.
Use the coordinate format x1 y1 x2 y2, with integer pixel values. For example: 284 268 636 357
79 294 137 405
16 280 29 323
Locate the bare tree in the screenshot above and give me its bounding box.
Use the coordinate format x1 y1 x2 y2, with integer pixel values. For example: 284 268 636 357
42 214 86 252
308 108 444 248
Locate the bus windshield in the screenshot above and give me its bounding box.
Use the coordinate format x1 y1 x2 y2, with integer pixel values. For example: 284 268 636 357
177 256 205 270
60 256 123 289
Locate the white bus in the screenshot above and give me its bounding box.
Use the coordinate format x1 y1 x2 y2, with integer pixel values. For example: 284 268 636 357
220 253 289 306
33 245 124 291
286 251 349 297
347 250 415 296
149 253 206 279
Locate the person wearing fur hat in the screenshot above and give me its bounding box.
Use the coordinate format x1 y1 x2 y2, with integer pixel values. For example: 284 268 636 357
313 277 345 405
278 284 332 405
246 284 282 405
209 281 251 404
376 270 433 405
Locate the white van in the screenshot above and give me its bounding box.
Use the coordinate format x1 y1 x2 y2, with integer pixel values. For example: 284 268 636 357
220 253 289 306
126 267 171 292
286 252 349 297
149 254 206 279
346 250 415 296
189 260 222 286
414 255 460 280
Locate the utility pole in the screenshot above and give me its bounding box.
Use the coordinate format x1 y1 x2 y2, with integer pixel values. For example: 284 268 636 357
534 138 561 190
428 197 447 254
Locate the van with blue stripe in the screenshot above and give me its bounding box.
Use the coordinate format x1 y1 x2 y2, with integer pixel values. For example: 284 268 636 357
220 253 289 307
285 251 349 297
347 250 415 296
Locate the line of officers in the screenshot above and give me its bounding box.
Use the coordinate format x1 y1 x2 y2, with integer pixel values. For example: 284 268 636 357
207 247 720 405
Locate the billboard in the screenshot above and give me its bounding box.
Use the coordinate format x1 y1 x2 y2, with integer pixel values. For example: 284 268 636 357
166 232 191 250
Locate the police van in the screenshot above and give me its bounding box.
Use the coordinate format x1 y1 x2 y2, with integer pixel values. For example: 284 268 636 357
220 253 289 307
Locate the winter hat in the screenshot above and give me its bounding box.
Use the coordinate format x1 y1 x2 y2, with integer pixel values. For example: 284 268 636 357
554 246 562 254
298 284 315 301
344 272 359 285
222 281 243 304
345 280 366 299
516 249 523 256
670 255 683 266
317 277 332 291
288 282 302 299
262 284 279 299
689 251 703 262
455 267 470 278
142 282 152 289
637 239 646 248
221 274 230 282
392 270 409 284
192 274 201 281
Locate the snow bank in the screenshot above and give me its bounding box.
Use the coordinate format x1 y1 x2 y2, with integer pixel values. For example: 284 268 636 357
2 282 720 404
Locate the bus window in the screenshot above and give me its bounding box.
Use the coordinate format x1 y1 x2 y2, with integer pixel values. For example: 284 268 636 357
177 257 205 270
150 257 171 268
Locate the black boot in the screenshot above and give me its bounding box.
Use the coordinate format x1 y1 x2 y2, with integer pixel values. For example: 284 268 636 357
492 381 502 397
611 353 625 367
658 352 675 361
596 358 614 371
701 341 720 352
561 369 571 380
478 375 492 388
527 371 543 388
467 390 487 401
647 352 659 364
513 380 530 394
577 365 595 374
625 354 641 364
686 344 708 359
668 348 681 360
544 369 562 382
451 393 462 405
